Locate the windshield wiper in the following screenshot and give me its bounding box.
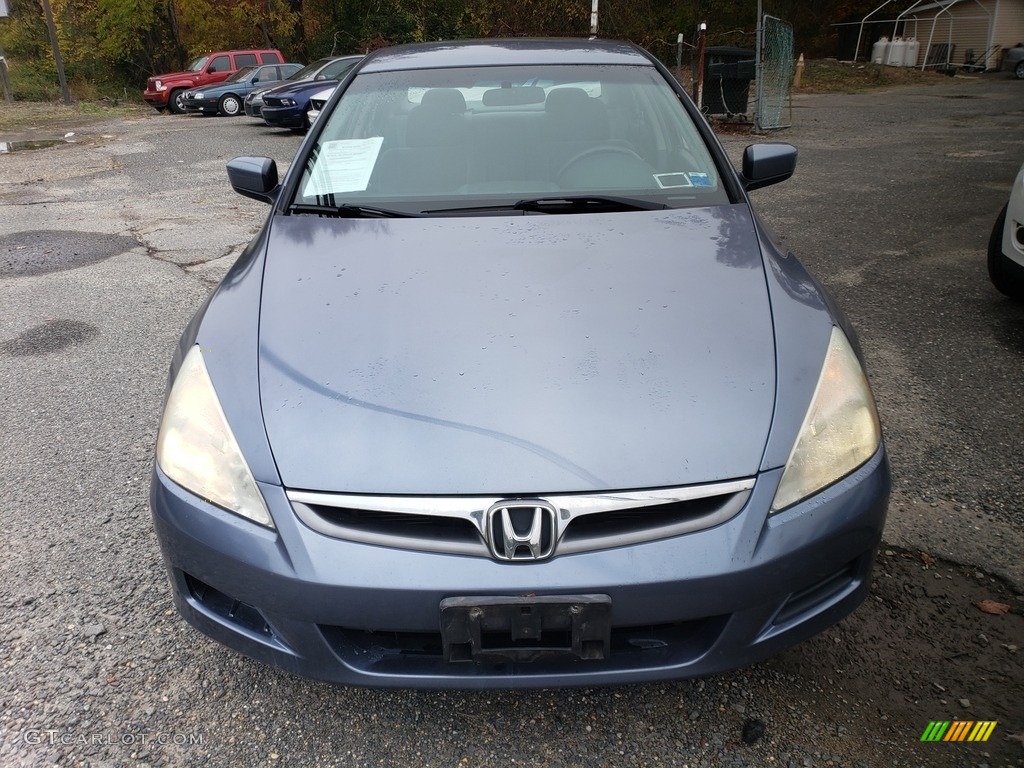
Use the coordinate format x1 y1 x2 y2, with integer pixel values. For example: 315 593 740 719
423 195 667 215
515 195 668 212
288 203 423 218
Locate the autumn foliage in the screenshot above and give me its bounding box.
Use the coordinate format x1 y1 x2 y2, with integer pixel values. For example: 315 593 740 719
0 0 881 100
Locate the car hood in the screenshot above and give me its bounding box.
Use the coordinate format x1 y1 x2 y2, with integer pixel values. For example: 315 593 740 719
264 80 329 99
154 70 200 82
258 206 776 494
250 82 297 98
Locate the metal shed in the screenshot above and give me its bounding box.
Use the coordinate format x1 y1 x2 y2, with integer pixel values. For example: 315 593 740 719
852 0 1024 70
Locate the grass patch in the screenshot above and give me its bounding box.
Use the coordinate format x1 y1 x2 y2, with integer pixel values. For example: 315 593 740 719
795 59 951 93
0 101 151 135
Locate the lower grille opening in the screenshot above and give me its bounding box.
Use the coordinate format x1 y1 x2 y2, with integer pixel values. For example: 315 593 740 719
184 573 275 638
481 629 571 650
773 560 859 626
319 615 727 674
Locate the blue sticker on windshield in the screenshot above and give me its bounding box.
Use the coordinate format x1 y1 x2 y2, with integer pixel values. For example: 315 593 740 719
688 172 713 188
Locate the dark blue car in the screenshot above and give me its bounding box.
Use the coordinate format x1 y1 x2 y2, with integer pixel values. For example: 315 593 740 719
182 63 303 116
260 55 362 130
150 39 890 689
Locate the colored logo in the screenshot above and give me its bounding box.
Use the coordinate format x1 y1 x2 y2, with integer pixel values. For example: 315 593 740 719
920 721 997 742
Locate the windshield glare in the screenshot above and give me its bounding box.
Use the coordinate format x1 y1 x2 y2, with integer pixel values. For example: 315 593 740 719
291 58 334 81
188 56 208 72
295 64 727 214
227 66 255 82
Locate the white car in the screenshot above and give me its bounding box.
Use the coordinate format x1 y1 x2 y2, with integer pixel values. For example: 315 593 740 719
989 163 1024 300
306 85 336 126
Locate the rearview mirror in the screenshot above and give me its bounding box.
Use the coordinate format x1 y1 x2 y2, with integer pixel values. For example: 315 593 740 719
227 156 279 204
482 86 546 106
740 143 797 191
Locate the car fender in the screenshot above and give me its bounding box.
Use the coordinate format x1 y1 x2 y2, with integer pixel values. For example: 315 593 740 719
167 219 280 485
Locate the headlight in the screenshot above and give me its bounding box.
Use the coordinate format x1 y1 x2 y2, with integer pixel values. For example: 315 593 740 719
280 98 296 106
770 326 882 512
194 92 204 99
155 80 165 91
156 345 274 527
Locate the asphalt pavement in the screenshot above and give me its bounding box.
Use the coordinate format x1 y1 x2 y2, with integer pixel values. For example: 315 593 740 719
0 76 1022 767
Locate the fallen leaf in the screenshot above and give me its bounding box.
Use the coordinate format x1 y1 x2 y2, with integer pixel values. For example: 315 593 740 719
920 552 935 568
1006 731 1024 745
975 600 1010 615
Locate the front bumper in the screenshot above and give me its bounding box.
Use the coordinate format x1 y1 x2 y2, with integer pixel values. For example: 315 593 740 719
149 448 890 689
143 88 168 108
182 99 219 115
261 105 303 128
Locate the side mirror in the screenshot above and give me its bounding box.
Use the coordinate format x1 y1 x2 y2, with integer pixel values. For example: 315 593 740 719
740 143 797 191
227 156 279 204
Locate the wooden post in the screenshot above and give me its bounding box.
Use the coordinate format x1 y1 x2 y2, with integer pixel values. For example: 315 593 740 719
0 57 11 102
0 38 12 103
0 5 11 102
40 0 72 105
793 53 805 88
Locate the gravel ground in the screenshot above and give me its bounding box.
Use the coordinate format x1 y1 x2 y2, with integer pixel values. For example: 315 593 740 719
0 73 1022 768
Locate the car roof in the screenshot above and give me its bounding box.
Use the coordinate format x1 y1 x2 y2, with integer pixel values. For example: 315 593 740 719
360 38 653 73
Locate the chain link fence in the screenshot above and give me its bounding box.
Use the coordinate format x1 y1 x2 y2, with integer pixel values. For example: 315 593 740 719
755 15 794 130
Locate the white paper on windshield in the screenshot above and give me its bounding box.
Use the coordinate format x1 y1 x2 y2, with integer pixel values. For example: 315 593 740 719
302 137 384 197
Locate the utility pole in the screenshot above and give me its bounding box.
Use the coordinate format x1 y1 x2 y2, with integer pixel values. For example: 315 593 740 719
590 0 598 36
40 0 72 105
694 22 707 111
676 32 683 84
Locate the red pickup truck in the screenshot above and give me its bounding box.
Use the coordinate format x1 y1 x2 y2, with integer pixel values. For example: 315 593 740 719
143 49 284 114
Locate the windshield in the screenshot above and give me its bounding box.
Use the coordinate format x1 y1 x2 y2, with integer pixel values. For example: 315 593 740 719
294 64 728 215
290 58 334 81
227 66 255 83
187 56 208 72
316 58 359 80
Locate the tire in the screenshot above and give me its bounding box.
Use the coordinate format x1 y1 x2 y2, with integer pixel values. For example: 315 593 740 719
1015 61 1024 80
219 93 242 116
168 88 187 115
987 203 1024 300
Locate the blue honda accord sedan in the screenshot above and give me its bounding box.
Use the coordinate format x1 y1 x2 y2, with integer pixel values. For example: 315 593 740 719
150 39 890 689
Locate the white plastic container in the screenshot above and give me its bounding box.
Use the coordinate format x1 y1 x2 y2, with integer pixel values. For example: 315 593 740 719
886 37 907 66
904 38 920 67
872 37 889 64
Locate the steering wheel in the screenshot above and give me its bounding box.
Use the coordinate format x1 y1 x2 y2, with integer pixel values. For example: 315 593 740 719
557 145 654 190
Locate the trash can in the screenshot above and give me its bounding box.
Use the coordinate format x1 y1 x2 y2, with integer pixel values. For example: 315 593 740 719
702 46 755 115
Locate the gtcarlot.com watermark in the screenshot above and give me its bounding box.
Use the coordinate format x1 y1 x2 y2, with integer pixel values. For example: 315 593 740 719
24 730 203 747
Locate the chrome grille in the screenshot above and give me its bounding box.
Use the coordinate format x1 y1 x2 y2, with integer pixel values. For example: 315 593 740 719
288 479 754 558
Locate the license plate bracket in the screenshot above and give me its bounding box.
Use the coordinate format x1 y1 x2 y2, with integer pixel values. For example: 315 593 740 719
440 594 611 663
